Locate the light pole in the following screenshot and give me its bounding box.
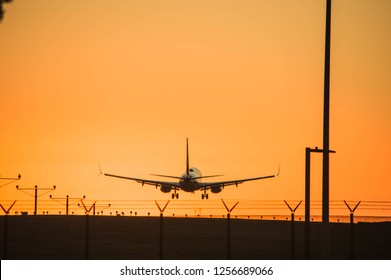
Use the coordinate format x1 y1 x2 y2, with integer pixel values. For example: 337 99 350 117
305 147 335 259
322 0 332 260
16 185 56 215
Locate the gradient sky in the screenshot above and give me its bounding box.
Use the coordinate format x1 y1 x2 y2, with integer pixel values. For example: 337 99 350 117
0 0 390 217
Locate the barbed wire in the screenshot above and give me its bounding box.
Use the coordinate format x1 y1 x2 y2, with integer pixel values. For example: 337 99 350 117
1 199 391 216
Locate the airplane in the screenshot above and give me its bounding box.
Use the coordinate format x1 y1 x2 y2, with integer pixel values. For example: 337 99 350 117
103 139 279 199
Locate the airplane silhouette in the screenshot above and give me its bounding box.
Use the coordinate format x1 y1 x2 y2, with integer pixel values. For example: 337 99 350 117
103 138 279 199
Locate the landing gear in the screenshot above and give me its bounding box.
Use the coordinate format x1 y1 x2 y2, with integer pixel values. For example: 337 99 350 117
201 192 209 200
172 192 179 199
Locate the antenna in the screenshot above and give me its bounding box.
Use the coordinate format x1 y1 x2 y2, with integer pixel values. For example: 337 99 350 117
344 200 361 259
16 185 56 215
155 200 170 260
221 199 239 260
284 200 302 259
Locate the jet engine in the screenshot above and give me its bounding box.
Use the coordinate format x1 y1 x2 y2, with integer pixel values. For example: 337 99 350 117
160 185 171 193
211 186 222 193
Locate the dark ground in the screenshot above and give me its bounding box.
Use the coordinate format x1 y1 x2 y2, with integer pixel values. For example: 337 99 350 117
0 215 390 260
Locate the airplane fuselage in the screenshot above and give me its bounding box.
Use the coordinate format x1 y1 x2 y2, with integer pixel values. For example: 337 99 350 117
179 167 202 192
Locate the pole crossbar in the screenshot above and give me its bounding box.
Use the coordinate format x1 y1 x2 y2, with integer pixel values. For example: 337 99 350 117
0 200 17 214
0 174 21 188
50 195 85 215
0 174 21 180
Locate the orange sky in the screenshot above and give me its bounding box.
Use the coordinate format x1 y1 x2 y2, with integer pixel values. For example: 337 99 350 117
0 0 390 217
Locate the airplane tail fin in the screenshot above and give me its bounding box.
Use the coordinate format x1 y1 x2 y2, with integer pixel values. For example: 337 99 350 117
186 138 190 176
151 138 191 180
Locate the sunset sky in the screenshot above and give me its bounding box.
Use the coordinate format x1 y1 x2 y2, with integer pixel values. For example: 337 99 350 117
0 0 390 217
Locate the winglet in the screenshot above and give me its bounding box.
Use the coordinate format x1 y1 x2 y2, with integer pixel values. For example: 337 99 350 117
276 163 281 177
98 161 103 177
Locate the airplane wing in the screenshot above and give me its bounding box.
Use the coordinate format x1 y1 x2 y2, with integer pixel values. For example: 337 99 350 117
197 173 278 191
103 173 180 189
